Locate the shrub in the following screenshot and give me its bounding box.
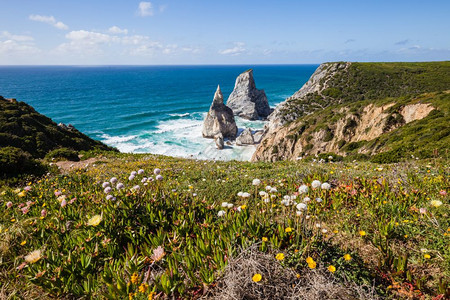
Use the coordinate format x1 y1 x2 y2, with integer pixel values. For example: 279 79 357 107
317 152 343 162
0 147 46 177
45 148 80 162
370 148 403 164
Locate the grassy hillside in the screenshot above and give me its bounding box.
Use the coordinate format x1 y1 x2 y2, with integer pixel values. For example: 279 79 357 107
0 96 115 178
0 153 448 299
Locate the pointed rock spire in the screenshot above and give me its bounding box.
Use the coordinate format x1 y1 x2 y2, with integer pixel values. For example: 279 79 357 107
212 85 224 107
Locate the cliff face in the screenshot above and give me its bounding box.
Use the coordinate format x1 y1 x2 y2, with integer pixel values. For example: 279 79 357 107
253 61 450 162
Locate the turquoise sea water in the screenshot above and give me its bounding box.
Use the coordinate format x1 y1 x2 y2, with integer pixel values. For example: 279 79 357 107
0 65 317 160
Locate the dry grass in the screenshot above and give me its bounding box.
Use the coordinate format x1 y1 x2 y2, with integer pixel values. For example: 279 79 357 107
204 244 382 300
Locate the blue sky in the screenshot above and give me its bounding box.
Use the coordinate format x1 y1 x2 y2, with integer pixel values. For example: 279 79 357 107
1 0 449 64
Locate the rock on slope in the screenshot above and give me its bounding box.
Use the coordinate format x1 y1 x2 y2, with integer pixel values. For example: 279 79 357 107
226 69 271 120
202 85 238 139
252 61 450 161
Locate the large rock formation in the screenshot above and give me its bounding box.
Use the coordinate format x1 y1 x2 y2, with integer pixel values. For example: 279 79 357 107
202 85 238 139
236 128 254 146
226 69 271 120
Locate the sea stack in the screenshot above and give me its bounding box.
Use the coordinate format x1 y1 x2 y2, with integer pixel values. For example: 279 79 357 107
202 85 238 139
226 69 271 120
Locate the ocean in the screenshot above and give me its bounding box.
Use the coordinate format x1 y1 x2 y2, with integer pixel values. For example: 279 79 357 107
0 65 317 160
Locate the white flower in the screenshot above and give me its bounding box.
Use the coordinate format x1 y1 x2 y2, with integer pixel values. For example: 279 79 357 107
305 215 311 220
24 249 42 264
141 177 147 183
270 187 278 193
138 169 144 175
328 155 333 160
316 197 323 203
154 168 161 175
296 203 307 211
265 185 272 191
106 195 114 201
321 228 328 233
315 223 321 228
303 197 311 203
132 185 140 190
263 198 270 203
321 182 331 190
227 203 233 208
311 180 321 189
237 191 243 197
259 191 268 197
298 184 309 194
217 210 226 217
156 175 163 181
128 175 135 181
116 183 124 190
102 182 110 188
221 202 229 208
131 171 137 176
242 192 251 198
283 195 291 201
104 187 112 194
252 179 261 186
296 210 302 216
110 177 118 184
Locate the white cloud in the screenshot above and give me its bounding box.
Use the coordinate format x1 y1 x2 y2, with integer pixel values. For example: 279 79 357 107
108 26 128 35
1 31 34 42
219 42 247 56
29 14 69 30
138 2 154 17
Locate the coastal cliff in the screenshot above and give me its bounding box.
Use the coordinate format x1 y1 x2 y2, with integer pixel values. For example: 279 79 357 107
253 61 450 162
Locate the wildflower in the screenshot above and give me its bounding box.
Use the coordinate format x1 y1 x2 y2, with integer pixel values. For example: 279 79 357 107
151 246 165 262
130 272 138 284
221 202 229 208
298 185 309 194
87 215 102 226
18 191 26 197
328 265 336 273
306 257 316 269
252 273 262 282
296 273 301 278
242 192 251 198
217 210 226 217
297 202 307 211
316 197 323 203
237 191 243 197
439 190 447 196
275 253 285 260
21 240 27 246
285 227 293 233
252 178 261 186
110 177 118 184
57 195 66 202
138 283 148 293
262 237 268 242
61 199 67 208
430 200 442 207
141 177 147 183
270 187 278 193
102 182 110 188
343 254 352 261
138 169 145 175
227 203 233 208
117 183 124 190
311 180 321 189
321 229 328 234
259 191 268 197
6 201 13 208
132 185 140 191
154 168 161 175
424 254 431 259
24 250 42 264
315 223 321 228
106 195 114 201
303 197 311 203
41 209 47 217
321 182 331 190
359 230 366 237
128 175 135 181
131 171 137 176
296 210 302 216
265 185 272 191
156 175 163 181
24 186 32 192
104 187 112 194
21 207 29 214
240 204 247 210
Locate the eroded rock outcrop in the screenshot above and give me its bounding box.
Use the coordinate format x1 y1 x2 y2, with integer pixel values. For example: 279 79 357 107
202 85 238 139
236 128 254 146
226 69 271 120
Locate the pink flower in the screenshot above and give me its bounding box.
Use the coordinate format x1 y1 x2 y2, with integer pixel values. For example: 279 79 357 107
419 207 427 214
439 190 447 196
69 197 76 204
6 201 13 208
41 209 47 217
61 199 67 208
24 186 32 191
21 207 29 214
54 190 62 197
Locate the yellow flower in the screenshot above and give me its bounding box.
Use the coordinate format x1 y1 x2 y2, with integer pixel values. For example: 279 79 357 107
18 191 26 197
359 230 366 237
285 227 293 233
148 292 156 300
306 256 315 264
20 240 27 246
138 283 149 293
275 253 285 261
87 215 102 226
252 273 262 282
343 254 352 261
25 249 42 264
296 273 301 278
240 205 247 210
430 200 443 208
328 265 336 273
130 272 138 284
333 230 339 234
262 237 268 242
308 261 316 269
424 254 431 259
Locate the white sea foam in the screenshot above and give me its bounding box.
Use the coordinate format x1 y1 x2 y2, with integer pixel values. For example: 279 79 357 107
100 113 267 161
168 112 190 117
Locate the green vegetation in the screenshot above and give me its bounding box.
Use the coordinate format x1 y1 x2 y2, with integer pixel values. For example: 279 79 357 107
0 153 448 299
45 148 80 162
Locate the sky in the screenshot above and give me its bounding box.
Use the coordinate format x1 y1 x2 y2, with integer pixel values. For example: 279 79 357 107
1 0 449 65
